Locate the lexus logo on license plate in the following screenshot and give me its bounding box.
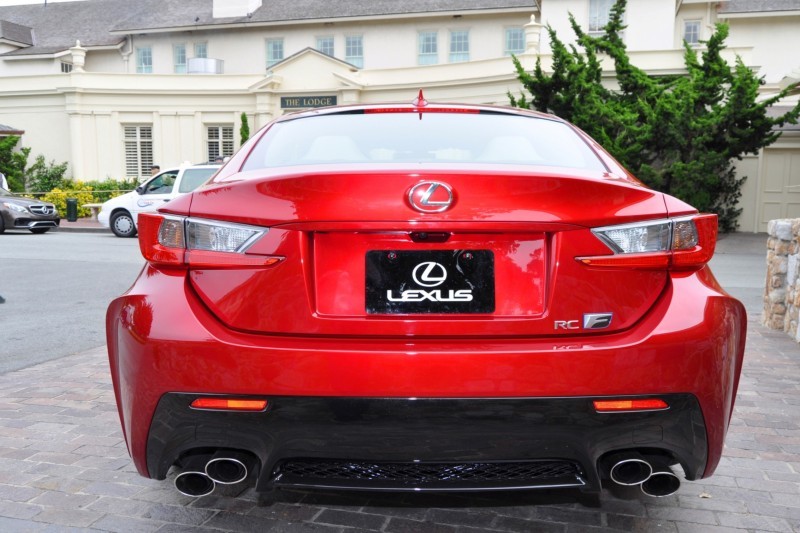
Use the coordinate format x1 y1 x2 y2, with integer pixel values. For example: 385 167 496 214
411 262 447 287
389 261 472 302
365 250 495 314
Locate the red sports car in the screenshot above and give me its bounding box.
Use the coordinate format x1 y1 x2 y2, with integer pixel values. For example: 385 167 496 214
107 98 745 500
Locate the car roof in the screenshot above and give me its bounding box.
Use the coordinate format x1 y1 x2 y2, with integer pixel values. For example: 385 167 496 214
274 102 561 125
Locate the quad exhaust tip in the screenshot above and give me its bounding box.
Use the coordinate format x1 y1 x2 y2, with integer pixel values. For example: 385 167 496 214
603 451 681 497
174 450 257 497
608 453 653 486
640 465 681 497
205 450 254 485
174 469 215 497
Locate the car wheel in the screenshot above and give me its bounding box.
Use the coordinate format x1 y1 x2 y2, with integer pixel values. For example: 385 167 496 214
111 211 137 238
30 228 50 234
0 216 5 234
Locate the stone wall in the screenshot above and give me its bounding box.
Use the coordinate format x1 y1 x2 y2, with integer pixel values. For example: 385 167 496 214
764 219 800 340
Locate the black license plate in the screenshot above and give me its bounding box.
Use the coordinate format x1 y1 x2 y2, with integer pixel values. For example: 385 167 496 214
366 250 494 314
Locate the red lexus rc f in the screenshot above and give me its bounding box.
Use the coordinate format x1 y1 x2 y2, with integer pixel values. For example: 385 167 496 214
107 99 745 499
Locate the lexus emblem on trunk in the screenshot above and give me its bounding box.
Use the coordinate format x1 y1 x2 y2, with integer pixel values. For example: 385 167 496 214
408 181 454 213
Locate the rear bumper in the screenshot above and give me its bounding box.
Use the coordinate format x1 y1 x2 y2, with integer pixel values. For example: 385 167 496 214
147 393 707 493
106 265 746 491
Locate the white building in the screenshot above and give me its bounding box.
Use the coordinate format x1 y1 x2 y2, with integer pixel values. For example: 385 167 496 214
0 0 798 231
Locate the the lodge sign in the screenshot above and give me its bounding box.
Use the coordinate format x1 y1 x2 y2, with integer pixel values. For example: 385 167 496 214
280 96 337 109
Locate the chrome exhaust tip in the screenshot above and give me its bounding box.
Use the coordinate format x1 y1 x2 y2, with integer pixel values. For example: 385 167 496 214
640 465 681 497
205 451 255 485
174 471 215 497
607 452 653 486
174 454 216 497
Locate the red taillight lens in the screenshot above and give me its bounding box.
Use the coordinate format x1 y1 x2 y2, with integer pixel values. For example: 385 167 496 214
190 398 268 411
578 214 717 270
593 399 669 412
138 213 282 268
670 214 717 269
138 213 185 266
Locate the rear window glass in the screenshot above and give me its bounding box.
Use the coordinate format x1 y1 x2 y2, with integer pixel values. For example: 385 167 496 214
241 112 606 172
179 168 218 193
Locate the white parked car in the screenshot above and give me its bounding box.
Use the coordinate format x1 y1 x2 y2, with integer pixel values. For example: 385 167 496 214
98 164 220 237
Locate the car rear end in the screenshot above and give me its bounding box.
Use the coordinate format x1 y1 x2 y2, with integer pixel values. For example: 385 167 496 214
107 103 745 498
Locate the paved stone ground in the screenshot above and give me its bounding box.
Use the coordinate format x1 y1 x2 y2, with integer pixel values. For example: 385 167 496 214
0 315 798 533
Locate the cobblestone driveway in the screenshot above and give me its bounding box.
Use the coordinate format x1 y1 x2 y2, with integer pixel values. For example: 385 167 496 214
0 314 798 532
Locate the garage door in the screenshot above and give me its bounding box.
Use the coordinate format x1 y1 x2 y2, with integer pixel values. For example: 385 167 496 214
758 148 800 233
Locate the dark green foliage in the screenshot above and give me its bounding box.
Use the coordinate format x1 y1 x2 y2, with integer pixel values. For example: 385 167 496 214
510 0 800 231
26 155 69 193
84 177 139 202
240 112 251 146
0 136 31 192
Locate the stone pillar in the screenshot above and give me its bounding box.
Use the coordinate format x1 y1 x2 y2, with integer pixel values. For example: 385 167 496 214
763 219 800 340
69 40 87 73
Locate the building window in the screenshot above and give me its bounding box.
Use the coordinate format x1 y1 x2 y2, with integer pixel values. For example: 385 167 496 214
683 20 701 46
194 42 207 58
588 0 614 35
173 44 187 73
418 31 438 65
60 62 73 73
505 27 525 55
345 35 363 68
136 47 152 73
123 125 153 178
316 36 334 57
207 126 234 162
449 30 469 62
266 38 284 67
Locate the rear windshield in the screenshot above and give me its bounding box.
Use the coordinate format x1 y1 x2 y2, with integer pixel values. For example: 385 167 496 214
179 168 219 193
241 112 606 172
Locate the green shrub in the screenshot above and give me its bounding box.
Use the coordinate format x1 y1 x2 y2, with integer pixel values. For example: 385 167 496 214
83 178 138 202
43 182 96 218
38 178 137 217
27 155 69 193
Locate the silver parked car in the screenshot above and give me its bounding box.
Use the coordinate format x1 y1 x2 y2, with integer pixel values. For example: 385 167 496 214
0 186 60 234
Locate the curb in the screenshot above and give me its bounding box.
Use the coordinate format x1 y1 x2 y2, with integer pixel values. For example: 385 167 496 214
57 220 111 233
57 226 111 234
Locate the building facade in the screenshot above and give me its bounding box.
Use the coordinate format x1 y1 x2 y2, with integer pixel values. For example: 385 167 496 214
0 0 798 231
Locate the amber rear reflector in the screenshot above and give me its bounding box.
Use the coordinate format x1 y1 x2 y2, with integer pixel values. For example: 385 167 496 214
190 398 268 411
593 399 669 412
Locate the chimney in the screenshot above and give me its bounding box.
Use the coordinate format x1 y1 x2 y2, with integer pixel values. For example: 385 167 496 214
212 0 262 18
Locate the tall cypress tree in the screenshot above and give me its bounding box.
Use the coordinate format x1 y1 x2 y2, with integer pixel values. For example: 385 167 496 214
510 0 800 231
240 113 251 147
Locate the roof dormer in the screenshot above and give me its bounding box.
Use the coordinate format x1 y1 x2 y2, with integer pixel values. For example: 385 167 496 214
0 20 33 50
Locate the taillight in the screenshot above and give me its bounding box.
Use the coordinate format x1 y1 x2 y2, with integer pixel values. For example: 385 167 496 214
577 214 717 270
138 213 282 268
